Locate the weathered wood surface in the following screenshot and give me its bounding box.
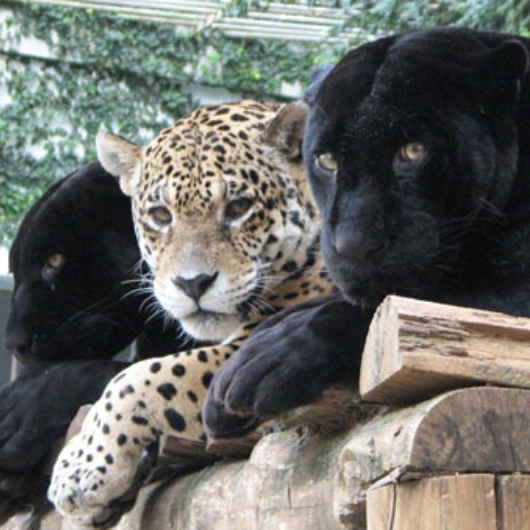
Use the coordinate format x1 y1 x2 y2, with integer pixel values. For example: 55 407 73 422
27 386 530 530
334 386 530 528
367 474 530 530
366 474 498 530
360 295 530 404
496 475 530 529
36 430 355 530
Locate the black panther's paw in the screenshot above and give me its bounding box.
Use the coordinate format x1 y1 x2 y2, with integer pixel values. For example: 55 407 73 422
202 394 259 440
203 295 372 438
0 361 125 471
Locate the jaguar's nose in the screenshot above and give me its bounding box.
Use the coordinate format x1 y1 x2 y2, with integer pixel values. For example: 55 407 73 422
171 272 219 303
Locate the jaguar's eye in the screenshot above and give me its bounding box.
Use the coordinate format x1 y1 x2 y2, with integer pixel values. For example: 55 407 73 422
316 152 338 173
46 253 65 269
225 197 254 222
398 142 426 163
148 206 172 227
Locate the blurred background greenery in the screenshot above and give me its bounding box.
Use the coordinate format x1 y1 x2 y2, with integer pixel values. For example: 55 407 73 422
1 0 529 245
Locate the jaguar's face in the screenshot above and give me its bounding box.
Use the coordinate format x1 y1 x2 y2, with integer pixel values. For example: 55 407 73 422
132 154 289 343
97 100 318 342
304 29 528 307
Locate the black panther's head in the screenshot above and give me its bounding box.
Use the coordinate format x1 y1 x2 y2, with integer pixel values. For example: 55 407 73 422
304 28 529 307
5 162 146 362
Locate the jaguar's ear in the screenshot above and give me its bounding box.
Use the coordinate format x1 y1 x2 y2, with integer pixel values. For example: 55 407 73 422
263 100 309 161
96 131 142 197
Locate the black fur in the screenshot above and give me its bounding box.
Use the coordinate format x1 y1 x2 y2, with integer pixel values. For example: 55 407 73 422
1 162 188 498
5 161 182 362
204 28 530 437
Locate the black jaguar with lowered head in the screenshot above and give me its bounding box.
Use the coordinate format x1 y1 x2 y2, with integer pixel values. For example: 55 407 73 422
1 162 187 499
204 27 530 436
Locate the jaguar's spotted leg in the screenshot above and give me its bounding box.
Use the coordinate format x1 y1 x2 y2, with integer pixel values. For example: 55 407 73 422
48 347 225 524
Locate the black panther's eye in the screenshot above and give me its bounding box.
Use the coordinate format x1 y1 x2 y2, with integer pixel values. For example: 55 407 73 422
315 152 338 174
148 206 172 227
42 253 65 282
225 197 254 222
397 142 427 163
46 253 65 269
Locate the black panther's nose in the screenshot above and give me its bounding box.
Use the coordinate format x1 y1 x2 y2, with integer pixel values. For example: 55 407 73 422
331 224 387 263
171 272 219 303
4 325 33 359
328 189 389 265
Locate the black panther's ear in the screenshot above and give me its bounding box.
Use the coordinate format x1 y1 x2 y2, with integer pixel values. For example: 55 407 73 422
485 40 529 81
262 100 309 161
304 64 335 105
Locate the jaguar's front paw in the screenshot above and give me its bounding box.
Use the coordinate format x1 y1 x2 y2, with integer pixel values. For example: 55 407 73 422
48 418 157 527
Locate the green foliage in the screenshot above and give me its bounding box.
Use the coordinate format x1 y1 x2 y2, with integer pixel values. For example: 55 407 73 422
0 3 344 244
363 0 530 35
0 0 528 244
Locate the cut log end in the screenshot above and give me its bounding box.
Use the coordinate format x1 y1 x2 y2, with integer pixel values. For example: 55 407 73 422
360 295 530 404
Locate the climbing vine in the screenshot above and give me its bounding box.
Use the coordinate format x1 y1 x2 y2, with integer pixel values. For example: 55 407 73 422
0 3 348 243
0 0 528 243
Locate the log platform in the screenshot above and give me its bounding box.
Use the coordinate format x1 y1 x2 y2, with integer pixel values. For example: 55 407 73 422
5 296 530 530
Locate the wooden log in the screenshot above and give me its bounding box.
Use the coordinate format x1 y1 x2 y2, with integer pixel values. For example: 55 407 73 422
360 295 530 404
32 386 530 529
40 430 354 530
38 472 530 530
339 386 530 483
334 387 530 527
365 483 395 530
368 474 530 530
496 475 530 529
366 475 497 530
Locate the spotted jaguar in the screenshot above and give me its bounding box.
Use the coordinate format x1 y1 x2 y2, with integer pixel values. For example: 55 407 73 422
48 99 336 526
